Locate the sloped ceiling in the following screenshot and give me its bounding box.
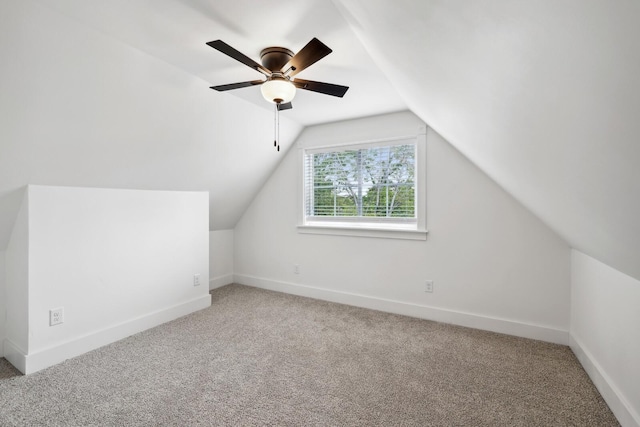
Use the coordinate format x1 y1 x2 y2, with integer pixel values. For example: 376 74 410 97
1 0 639 282
0 0 304 247
0 0 405 249
336 0 640 281
35 0 407 126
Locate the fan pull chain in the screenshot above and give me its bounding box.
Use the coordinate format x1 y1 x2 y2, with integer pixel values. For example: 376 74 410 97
273 103 280 151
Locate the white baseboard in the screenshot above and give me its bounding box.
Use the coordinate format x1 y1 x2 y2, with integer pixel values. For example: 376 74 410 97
234 274 568 345
209 274 234 290
570 334 640 427
3 339 26 374
8 294 211 375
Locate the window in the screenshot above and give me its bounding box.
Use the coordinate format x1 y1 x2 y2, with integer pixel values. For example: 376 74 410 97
299 134 427 240
304 142 416 222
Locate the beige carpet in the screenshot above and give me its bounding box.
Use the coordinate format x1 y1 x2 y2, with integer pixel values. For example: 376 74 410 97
0 284 618 426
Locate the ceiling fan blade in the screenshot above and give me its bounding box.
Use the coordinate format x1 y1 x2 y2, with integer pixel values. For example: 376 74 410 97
277 102 293 111
206 40 271 76
283 38 332 77
293 78 349 98
210 80 264 92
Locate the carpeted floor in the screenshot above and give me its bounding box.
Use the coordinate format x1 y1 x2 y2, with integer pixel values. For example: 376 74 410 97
0 284 619 426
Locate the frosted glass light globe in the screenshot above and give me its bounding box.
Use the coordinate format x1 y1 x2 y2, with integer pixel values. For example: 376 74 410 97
261 78 296 104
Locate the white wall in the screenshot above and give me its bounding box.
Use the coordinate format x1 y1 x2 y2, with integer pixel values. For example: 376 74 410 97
3 189 29 371
0 251 6 357
0 0 302 250
234 111 571 343
16 185 210 374
570 250 640 427
209 230 234 290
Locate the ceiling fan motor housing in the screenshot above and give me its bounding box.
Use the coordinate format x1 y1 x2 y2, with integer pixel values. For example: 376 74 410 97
260 47 294 72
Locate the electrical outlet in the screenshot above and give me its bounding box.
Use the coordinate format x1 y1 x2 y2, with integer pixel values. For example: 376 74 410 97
50 307 64 326
193 274 201 286
294 264 300 274
425 280 434 293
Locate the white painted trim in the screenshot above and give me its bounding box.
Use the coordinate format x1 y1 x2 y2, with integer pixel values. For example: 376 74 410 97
298 123 428 241
234 274 568 345
3 339 26 374
16 294 211 375
209 274 234 290
302 134 420 152
570 334 640 427
297 132 424 150
297 225 428 240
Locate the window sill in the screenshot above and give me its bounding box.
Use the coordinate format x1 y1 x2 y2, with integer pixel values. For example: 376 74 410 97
297 224 428 240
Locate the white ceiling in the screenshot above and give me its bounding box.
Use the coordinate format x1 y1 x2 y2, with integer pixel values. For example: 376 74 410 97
337 0 640 281
41 0 407 126
0 0 405 251
2 0 639 282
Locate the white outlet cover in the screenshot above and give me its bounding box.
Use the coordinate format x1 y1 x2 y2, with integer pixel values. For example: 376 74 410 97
50 307 64 326
193 274 201 286
425 280 434 293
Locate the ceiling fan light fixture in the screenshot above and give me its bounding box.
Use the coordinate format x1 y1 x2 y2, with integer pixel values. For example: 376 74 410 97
261 77 296 104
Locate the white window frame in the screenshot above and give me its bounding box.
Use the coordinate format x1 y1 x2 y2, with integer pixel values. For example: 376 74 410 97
297 127 427 240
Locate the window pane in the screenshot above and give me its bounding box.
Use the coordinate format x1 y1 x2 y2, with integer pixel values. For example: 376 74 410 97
306 143 416 219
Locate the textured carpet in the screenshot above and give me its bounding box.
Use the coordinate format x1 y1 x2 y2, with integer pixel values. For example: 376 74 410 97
0 284 618 426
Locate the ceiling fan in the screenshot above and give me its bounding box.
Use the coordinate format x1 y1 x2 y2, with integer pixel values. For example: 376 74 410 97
206 38 349 111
